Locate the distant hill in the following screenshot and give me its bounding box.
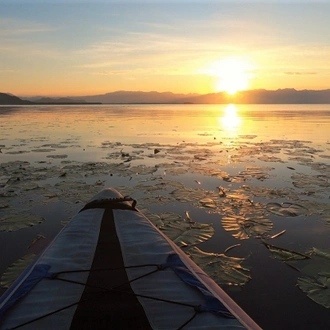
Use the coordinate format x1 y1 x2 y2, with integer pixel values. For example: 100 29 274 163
73 89 330 104
34 97 101 104
0 93 100 105
73 91 200 104
221 89 330 104
2 89 330 105
0 92 33 105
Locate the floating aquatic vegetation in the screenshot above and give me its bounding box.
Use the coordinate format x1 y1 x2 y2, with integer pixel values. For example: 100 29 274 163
319 154 330 159
221 189 265 217
147 212 214 248
241 185 298 200
269 229 286 239
311 162 330 176
5 150 30 154
126 165 158 176
0 212 45 232
236 166 274 182
262 241 310 261
27 234 46 249
189 165 229 179
61 218 71 227
199 198 218 209
258 155 284 163
19 182 40 191
288 156 314 165
292 174 330 189
297 275 330 308
0 202 9 209
170 186 221 210
60 161 129 178
266 202 308 217
41 143 70 149
162 167 189 176
54 181 102 204
222 214 273 240
226 192 252 202
224 244 241 254
31 148 56 153
155 179 186 190
171 186 209 203
0 254 36 288
114 186 139 197
187 247 251 286
0 188 17 197
308 247 330 260
217 186 227 197
46 154 68 159
239 135 257 139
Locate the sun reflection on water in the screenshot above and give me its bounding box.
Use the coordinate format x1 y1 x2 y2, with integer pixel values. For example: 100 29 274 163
219 104 241 132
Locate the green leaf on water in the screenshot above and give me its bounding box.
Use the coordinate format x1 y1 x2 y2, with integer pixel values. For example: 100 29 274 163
266 202 308 217
171 186 211 203
171 186 221 210
308 247 330 260
297 275 330 308
0 212 45 232
222 214 273 240
147 212 214 248
0 254 36 288
187 246 251 286
262 241 310 261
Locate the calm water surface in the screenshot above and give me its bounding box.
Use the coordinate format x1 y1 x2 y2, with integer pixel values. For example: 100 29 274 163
1 104 330 329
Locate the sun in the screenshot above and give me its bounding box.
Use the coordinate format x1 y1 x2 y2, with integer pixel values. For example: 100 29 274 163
206 57 253 95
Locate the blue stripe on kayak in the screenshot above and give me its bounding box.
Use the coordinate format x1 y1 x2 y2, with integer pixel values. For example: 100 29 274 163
0 264 52 319
163 253 234 318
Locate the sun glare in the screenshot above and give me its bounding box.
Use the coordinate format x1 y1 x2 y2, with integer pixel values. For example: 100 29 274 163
220 104 241 131
206 58 253 95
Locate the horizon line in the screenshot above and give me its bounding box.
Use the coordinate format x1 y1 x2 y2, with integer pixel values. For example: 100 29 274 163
14 87 330 98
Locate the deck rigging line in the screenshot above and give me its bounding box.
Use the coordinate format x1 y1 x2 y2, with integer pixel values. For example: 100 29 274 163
6 263 208 330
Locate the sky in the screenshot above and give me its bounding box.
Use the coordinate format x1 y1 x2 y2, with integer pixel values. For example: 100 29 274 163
0 0 329 97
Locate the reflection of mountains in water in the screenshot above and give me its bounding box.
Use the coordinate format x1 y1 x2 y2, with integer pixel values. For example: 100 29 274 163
1 89 330 105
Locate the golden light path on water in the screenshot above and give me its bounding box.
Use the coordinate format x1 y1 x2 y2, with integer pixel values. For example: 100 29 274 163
219 104 242 133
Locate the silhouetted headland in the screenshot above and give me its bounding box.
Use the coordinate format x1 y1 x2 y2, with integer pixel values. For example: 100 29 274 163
1 89 330 105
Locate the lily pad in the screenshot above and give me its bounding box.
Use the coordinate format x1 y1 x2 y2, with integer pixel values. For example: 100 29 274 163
171 186 220 208
0 212 45 232
292 174 330 189
308 247 330 260
148 212 214 248
297 275 330 308
266 202 308 217
127 165 158 176
222 214 273 240
187 246 251 286
0 254 36 288
262 241 310 261
46 154 68 159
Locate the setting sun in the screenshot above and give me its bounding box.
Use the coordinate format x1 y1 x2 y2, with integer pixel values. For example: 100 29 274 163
206 58 254 95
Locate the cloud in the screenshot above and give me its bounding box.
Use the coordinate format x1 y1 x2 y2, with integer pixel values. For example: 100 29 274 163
284 72 317 75
0 18 58 36
93 70 127 75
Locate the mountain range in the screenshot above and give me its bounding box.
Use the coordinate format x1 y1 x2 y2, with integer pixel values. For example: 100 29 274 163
1 89 330 105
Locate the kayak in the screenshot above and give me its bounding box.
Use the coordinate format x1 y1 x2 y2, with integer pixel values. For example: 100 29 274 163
0 188 261 329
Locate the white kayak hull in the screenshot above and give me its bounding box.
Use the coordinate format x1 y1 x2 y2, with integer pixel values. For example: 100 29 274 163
0 188 261 330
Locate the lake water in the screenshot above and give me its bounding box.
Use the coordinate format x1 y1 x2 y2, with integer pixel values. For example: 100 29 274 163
1 104 330 329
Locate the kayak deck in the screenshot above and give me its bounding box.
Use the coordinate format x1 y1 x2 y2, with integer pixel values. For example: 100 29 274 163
0 188 261 329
